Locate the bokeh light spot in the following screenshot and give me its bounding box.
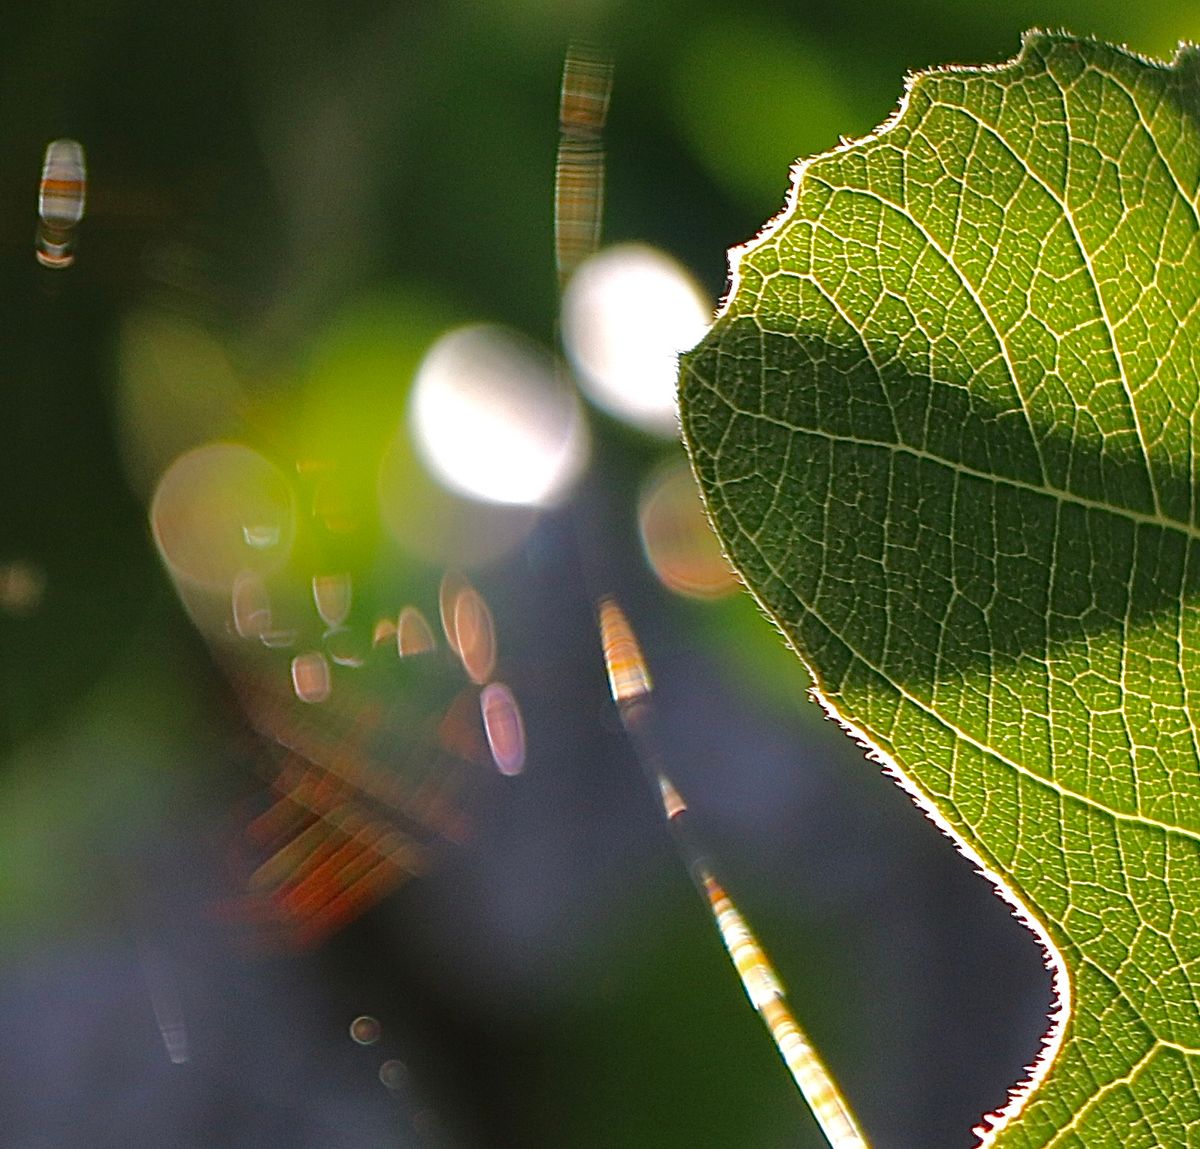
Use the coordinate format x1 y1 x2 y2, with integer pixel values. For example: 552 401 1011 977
0 560 45 618
409 324 588 507
379 1059 408 1091
372 617 398 647
480 682 526 776
349 1015 381 1046
150 443 296 591
232 570 272 639
242 524 281 549
638 461 737 600
291 651 332 704
36 138 86 269
453 585 497 685
260 628 298 649
438 570 469 655
397 606 436 658
324 627 366 668
561 244 711 435
312 573 352 631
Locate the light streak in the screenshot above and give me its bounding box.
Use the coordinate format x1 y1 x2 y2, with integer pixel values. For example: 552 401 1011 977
597 597 652 703
555 46 613 287
698 868 870 1149
598 596 871 1149
220 562 519 943
239 751 431 948
37 139 86 269
138 944 190 1065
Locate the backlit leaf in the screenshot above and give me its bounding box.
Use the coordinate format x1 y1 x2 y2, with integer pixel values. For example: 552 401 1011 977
681 31 1200 1147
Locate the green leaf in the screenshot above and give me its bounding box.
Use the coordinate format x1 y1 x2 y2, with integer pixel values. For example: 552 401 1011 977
680 30 1200 1148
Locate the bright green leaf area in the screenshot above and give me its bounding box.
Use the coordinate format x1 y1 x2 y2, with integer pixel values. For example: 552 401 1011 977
681 31 1200 1148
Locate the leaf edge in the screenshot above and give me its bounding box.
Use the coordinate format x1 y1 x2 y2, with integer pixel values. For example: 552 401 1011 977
678 26 1200 1146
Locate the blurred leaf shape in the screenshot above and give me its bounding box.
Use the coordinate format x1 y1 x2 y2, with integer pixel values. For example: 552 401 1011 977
681 31 1200 1147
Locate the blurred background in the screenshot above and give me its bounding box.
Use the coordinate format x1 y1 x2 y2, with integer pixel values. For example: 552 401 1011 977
0 2 1195 1147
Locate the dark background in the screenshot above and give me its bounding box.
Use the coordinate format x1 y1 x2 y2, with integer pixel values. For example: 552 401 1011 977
0 2 1194 1147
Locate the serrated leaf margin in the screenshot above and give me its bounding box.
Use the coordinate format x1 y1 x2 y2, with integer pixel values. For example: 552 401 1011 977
680 28 1200 1145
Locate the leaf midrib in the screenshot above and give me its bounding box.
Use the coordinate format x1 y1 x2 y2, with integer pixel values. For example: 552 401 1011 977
693 368 1200 540
694 372 1200 844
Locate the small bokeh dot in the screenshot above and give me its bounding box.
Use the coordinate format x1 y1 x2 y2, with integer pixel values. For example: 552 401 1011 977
378 1059 408 1091
349 1015 381 1046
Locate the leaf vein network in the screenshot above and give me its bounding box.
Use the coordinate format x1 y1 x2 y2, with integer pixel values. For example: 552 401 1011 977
809 174 1046 483
1103 67 1200 237
929 95 1160 514
697 425 1200 846
701 367 1200 542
